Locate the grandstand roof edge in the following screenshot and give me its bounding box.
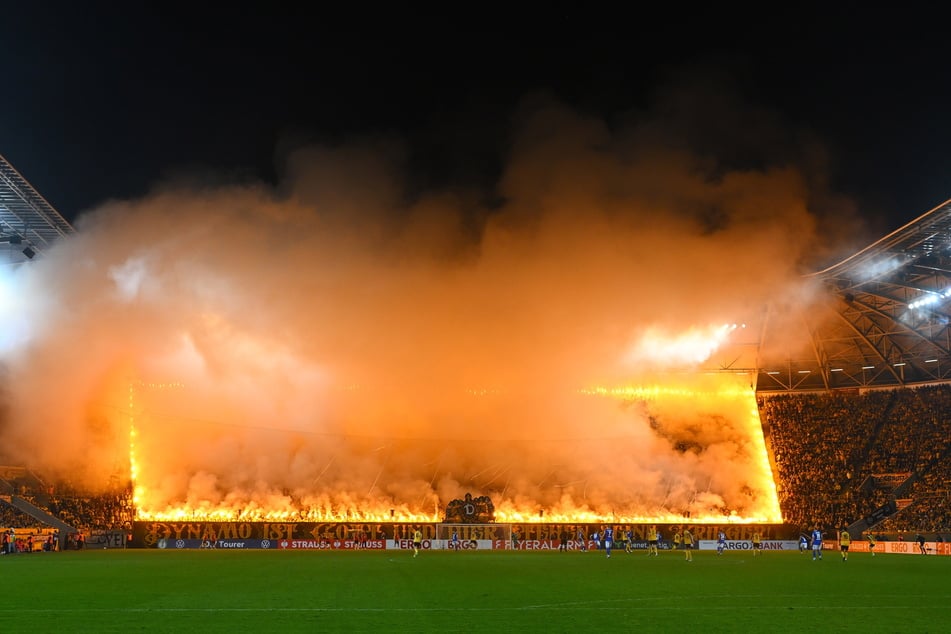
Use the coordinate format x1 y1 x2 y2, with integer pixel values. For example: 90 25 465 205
808 197 951 279
0 152 75 249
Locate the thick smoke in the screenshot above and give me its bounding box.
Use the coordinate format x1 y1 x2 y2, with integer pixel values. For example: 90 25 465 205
0 95 830 521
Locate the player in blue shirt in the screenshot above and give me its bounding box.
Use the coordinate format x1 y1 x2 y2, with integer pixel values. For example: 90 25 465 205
799 534 808 554
717 530 727 556
603 526 614 558
811 528 823 560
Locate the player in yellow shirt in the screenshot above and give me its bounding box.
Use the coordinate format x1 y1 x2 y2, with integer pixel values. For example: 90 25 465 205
412 528 422 558
839 529 851 561
647 525 659 557
752 530 762 557
866 532 877 557
682 527 694 562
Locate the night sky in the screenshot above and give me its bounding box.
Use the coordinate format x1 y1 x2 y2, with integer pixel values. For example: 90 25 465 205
2 7 949 252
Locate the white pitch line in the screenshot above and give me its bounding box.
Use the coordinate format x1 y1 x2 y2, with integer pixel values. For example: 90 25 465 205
4 603 951 614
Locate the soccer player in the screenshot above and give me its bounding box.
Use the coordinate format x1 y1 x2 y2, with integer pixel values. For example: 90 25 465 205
799 534 808 553
412 527 422 558
752 530 762 557
811 527 823 560
716 529 727 556
683 527 694 562
647 525 659 557
866 532 877 557
625 528 635 554
839 528 851 561
450 530 460 551
576 527 587 552
917 534 927 555
603 525 613 558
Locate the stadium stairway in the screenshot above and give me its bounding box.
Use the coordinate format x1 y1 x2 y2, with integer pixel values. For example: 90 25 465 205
8 495 75 550
847 498 900 536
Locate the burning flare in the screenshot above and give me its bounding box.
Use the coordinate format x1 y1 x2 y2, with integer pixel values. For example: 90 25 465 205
126 371 781 524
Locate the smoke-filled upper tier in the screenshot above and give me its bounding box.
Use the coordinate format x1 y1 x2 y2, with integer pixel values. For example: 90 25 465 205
0 96 837 522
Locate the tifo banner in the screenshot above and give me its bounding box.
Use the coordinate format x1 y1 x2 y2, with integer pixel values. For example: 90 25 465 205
130 521 791 550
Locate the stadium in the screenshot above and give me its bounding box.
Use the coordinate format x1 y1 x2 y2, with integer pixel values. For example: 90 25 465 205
0 150 948 559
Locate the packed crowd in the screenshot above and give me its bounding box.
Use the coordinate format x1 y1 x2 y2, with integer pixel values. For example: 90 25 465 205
0 499 44 529
45 490 134 532
1 476 134 537
761 384 951 536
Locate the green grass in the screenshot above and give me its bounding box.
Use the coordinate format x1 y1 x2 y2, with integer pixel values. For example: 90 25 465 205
1 548 948 633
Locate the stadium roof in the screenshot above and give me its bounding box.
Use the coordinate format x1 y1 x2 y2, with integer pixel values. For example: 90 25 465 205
0 153 74 263
756 198 951 392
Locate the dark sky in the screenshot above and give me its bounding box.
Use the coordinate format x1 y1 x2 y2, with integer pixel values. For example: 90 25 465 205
1 6 949 241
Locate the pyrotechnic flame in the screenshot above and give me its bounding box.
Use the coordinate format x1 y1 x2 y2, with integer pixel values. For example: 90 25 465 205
128 374 782 524
128 383 141 507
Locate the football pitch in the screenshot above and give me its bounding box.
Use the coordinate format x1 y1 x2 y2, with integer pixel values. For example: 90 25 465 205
1 548 948 633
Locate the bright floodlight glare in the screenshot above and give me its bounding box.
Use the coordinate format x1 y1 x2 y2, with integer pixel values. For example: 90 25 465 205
909 288 951 309
0 270 11 314
0 265 33 354
862 365 875 370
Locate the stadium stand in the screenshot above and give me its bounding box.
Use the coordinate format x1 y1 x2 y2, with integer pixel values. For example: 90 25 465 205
3 155 951 544
760 385 951 539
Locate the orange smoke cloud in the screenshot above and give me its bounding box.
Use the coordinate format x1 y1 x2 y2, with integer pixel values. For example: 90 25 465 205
0 95 829 523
